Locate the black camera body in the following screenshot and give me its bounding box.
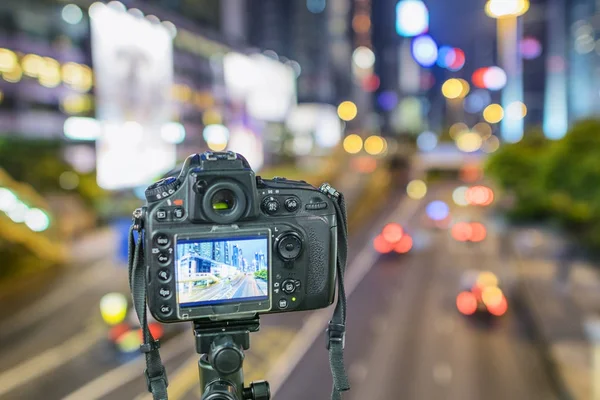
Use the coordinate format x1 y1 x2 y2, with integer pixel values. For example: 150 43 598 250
143 151 338 323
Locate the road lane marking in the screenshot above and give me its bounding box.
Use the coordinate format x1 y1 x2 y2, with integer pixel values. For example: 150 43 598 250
432 362 453 385
63 330 193 400
0 326 104 398
269 196 423 397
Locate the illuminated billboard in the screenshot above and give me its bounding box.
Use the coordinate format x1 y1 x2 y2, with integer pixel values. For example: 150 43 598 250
90 2 175 189
223 53 297 122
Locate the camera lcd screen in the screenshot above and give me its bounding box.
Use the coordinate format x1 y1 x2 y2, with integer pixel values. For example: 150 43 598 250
175 235 269 309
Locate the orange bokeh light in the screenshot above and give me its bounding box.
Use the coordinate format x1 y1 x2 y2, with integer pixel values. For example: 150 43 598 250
456 291 478 315
487 295 508 316
470 222 487 242
451 222 473 242
374 234 394 253
394 235 413 254
472 67 488 88
466 185 494 206
382 223 404 243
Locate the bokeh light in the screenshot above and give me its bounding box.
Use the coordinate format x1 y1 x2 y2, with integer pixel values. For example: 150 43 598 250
62 4 83 24
382 223 404 243
456 132 483 153
448 48 465 71
364 135 385 155
476 271 499 288
377 91 398 111
100 293 129 326
473 122 492 139
464 89 492 113
352 14 371 33
437 46 455 68
416 131 438 152
411 35 438 67
374 234 395 253
487 296 508 316
520 37 542 60
406 179 427 200
337 101 358 121
395 0 429 37
451 222 472 242
483 66 507 91
483 135 500 153
0 188 18 212
483 104 504 124
485 0 530 18
442 78 467 99
472 68 488 88
426 200 449 221
306 0 326 14
466 186 494 206
505 101 527 120
470 222 487 242
343 134 363 154
460 164 483 183
449 122 469 139
24 208 50 232
452 186 469 206
203 124 229 151
482 286 504 308
352 46 376 69
394 235 413 253
361 74 381 92
457 291 477 315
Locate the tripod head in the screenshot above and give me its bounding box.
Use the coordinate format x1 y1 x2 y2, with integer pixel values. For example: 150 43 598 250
194 316 270 400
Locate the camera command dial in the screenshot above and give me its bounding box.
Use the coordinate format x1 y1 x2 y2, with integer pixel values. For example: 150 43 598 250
145 177 180 202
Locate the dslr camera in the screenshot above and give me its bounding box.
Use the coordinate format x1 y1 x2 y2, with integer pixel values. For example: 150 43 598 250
142 151 339 322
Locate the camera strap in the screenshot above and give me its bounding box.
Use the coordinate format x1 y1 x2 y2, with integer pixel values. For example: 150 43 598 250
129 215 170 400
319 184 351 400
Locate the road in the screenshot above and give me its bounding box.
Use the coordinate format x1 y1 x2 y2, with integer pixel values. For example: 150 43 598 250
275 182 559 400
0 179 560 400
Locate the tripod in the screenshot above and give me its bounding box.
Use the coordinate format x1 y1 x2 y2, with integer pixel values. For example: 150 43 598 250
194 316 270 400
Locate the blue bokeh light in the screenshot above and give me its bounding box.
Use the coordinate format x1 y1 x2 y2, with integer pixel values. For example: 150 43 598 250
436 46 455 68
411 35 438 67
396 0 429 37
377 91 399 111
426 201 449 221
464 89 492 113
417 131 438 152
307 0 326 14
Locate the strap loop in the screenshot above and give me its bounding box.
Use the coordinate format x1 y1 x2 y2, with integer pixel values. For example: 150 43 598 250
140 340 161 354
326 322 346 350
144 367 169 393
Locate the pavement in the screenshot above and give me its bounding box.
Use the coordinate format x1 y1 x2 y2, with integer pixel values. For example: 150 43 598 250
510 227 600 400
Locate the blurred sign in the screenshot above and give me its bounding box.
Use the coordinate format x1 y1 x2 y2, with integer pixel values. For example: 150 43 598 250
286 103 342 149
90 3 175 189
223 53 297 122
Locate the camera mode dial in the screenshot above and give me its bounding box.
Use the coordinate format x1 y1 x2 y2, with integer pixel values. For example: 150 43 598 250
261 196 280 215
145 177 180 202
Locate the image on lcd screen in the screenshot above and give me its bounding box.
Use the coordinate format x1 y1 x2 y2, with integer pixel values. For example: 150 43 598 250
176 236 269 308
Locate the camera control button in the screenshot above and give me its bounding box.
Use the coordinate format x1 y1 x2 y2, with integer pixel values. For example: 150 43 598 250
159 287 172 299
159 304 172 315
156 209 168 221
284 197 300 212
157 252 170 264
155 234 170 247
262 196 280 215
282 279 296 294
173 207 185 219
278 298 288 309
158 268 171 281
276 232 303 261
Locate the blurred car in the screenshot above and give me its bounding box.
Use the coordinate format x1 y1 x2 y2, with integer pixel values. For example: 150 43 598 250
373 222 413 255
456 270 508 318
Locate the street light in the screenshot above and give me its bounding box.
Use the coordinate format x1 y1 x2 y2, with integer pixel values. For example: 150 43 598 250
485 0 529 143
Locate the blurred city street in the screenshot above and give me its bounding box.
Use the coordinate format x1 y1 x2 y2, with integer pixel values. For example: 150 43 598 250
2 0 600 399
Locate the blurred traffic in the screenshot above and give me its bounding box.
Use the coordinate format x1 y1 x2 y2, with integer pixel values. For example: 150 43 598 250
1 0 599 399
